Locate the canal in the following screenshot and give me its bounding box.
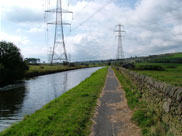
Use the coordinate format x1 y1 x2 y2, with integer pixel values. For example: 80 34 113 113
0 67 101 132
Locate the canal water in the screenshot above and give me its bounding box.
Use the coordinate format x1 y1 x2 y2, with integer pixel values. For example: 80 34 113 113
0 67 102 132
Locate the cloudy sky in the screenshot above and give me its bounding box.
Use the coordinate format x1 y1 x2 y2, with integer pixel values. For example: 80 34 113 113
0 0 181 62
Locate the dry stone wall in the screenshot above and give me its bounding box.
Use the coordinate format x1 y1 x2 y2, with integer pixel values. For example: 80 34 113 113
116 66 182 135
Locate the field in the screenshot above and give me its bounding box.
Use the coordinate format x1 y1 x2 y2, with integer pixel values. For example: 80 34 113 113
134 63 182 87
0 67 108 136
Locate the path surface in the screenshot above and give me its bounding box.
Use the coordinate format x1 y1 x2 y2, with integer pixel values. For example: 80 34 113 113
90 67 141 136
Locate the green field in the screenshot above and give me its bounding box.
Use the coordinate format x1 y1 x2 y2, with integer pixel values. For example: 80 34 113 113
0 67 108 136
134 63 182 87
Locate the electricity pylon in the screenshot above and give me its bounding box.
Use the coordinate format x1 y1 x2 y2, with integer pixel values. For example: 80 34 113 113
45 0 73 65
114 24 126 59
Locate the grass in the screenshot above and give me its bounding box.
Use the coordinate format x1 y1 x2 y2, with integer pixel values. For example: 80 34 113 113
0 67 108 136
25 65 88 78
134 63 182 87
113 67 172 136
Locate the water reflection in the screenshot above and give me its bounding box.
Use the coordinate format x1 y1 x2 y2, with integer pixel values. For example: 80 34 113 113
52 72 67 99
0 67 101 131
0 86 26 117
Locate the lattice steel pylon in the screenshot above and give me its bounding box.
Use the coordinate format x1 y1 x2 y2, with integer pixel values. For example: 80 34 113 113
45 0 73 65
114 24 126 59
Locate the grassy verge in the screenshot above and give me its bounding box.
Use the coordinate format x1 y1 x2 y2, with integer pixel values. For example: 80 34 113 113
25 65 88 78
134 63 182 87
0 67 108 136
113 67 171 136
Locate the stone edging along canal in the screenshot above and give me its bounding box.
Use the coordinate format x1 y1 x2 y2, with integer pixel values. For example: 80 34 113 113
0 67 108 136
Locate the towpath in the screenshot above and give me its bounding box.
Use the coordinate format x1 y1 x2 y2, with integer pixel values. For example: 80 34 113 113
90 67 141 136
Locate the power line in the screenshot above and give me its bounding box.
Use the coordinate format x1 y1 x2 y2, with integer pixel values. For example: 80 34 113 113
71 0 113 32
74 0 94 17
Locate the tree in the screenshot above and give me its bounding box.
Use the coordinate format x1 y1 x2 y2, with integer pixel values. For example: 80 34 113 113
107 61 111 66
0 41 28 86
25 58 40 64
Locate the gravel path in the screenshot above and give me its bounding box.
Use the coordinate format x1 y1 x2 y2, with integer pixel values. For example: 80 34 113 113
90 67 141 136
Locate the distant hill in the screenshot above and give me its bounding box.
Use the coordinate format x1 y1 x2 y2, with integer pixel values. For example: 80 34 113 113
140 52 182 63
121 52 182 64
73 52 182 65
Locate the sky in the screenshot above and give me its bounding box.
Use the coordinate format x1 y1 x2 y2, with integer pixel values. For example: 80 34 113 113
0 0 182 62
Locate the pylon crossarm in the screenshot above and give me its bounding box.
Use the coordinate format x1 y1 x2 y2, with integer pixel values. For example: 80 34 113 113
115 24 124 27
114 30 126 33
45 9 73 14
47 22 71 25
115 35 125 37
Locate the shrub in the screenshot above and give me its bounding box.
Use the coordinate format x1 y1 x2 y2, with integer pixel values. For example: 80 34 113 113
68 63 75 67
136 65 165 71
122 63 136 69
0 41 28 86
166 65 177 68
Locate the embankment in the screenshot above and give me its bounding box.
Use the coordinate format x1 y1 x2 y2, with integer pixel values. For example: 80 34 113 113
115 66 182 135
0 67 108 136
0 65 89 87
25 65 88 78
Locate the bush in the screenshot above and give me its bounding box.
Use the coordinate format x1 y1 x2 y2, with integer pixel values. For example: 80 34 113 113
0 41 28 86
68 63 75 67
136 65 165 71
122 63 136 69
166 65 177 69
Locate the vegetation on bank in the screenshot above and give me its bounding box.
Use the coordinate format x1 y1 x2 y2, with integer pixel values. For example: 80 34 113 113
25 65 89 78
0 67 108 136
134 63 182 87
0 41 28 86
113 67 171 136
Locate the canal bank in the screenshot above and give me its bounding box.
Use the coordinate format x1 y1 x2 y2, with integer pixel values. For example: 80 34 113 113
0 67 108 135
25 65 89 78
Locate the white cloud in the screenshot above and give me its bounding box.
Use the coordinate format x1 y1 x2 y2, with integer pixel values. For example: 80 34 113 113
67 0 182 60
0 0 181 62
28 27 44 33
0 31 30 46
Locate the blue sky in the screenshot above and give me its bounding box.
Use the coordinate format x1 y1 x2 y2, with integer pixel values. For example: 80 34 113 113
0 0 181 62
